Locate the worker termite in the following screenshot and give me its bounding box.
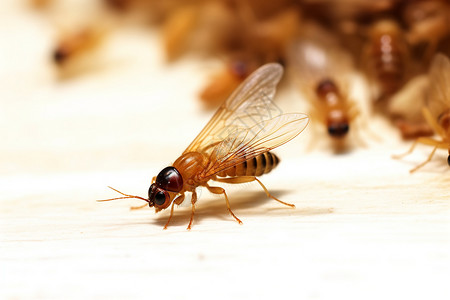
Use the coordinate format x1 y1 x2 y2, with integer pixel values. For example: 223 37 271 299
363 18 410 99
53 27 105 64
52 26 109 78
394 53 450 172
288 26 359 150
99 63 309 229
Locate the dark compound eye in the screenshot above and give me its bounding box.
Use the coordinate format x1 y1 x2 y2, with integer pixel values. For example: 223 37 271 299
154 191 166 206
447 155 450 166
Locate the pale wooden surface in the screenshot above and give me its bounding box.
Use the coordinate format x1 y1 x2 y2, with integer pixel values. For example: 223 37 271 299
1 2 450 300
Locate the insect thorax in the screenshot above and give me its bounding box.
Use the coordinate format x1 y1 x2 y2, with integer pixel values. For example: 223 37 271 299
172 152 208 189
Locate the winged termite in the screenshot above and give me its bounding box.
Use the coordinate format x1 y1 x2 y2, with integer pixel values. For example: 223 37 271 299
99 63 309 229
288 26 359 149
394 53 450 172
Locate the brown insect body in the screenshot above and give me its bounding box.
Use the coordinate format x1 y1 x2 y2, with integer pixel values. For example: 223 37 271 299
315 78 350 138
288 27 357 143
366 19 409 97
438 112 450 133
53 28 104 65
216 152 279 177
149 150 279 209
172 151 208 192
100 63 309 229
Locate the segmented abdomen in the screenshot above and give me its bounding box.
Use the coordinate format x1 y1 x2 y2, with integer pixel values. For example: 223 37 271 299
217 152 280 177
372 35 406 94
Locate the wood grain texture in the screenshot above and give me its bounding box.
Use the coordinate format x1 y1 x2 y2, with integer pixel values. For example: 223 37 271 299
1 3 449 300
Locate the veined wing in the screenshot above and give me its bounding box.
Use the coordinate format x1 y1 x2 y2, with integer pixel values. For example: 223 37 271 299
200 113 309 178
184 63 284 155
426 53 450 119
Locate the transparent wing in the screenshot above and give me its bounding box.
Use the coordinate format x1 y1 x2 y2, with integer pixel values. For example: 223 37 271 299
201 113 309 178
184 63 284 155
426 53 450 119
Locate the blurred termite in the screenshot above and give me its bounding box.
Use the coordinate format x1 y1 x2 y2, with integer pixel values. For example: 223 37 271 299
29 0 53 9
162 4 199 61
98 63 309 230
305 0 397 59
300 0 397 19
394 53 450 172
288 25 360 150
363 18 410 99
52 26 109 78
103 0 133 12
162 1 243 61
401 0 450 61
241 6 302 63
199 57 260 109
199 7 301 108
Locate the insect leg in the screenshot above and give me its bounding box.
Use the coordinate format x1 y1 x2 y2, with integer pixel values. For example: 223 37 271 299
410 145 439 173
255 178 295 208
394 136 444 160
164 194 185 230
187 191 197 230
214 177 295 208
205 184 243 225
393 139 421 159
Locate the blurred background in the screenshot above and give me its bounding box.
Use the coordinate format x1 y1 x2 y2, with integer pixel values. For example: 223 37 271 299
1 0 449 299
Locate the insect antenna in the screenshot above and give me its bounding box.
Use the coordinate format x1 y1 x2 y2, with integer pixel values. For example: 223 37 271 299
97 186 148 203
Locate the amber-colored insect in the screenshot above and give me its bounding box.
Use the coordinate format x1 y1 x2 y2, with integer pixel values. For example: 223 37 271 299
99 63 309 229
394 53 450 172
53 28 104 65
364 19 410 99
162 4 199 61
289 31 358 143
51 25 110 79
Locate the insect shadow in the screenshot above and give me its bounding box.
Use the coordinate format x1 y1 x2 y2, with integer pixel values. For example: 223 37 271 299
150 189 331 228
